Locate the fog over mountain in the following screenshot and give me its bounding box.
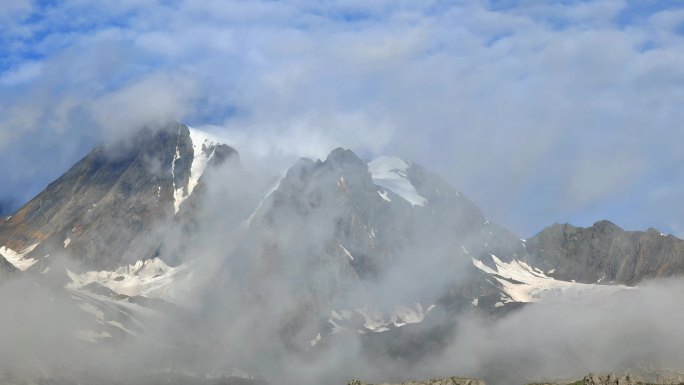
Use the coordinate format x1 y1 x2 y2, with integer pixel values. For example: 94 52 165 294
2 1 684 238
2 2 684 385
1 122 684 385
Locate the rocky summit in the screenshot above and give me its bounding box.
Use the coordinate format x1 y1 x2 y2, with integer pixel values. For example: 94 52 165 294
0 122 238 272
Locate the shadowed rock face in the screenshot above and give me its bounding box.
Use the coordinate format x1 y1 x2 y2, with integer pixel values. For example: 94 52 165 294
0 122 238 272
0 255 17 277
526 221 684 285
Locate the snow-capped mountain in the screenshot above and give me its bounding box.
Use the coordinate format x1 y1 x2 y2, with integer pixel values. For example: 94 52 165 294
2 122 684 383
2 123 683 317
0 123 237 273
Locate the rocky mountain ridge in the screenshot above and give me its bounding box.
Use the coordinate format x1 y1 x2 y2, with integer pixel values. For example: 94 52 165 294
526 221 684 285
2 122 683 332
2 122 684 384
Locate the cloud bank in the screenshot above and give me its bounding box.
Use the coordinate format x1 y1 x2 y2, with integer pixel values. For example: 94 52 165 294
1 0 684 237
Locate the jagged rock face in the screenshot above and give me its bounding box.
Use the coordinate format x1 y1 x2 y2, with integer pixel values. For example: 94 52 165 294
0 122 238 272
526 221 684 285
349 377 486 385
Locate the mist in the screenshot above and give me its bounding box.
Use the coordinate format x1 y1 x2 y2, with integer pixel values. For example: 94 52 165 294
2 1 684 384
3 1 684 237
4 135 684 385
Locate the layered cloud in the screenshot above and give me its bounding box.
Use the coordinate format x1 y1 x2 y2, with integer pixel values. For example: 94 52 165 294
1 0 683 235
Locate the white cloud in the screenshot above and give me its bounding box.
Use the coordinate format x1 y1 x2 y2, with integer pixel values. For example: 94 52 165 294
89 73 200 139
1 0 684 235
0 61 42 86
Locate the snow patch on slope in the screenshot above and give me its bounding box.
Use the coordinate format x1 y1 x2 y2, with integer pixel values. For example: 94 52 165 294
241 177 283 229
66 258 194 304
187 127 219 197
0 242 39 271
329 302 435 334
368 156 427 206
171 125 183 213
338 243 354 261
378 189 391 202
473 254 628 303
172 126 222 214
74 329 112 343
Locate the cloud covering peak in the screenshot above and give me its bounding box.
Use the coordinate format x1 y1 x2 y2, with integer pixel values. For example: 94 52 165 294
1 0 684 236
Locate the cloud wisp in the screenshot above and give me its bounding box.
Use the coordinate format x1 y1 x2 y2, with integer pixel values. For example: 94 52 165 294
1 1 684 236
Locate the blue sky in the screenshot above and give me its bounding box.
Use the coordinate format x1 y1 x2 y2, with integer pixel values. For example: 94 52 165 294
1 0 684 238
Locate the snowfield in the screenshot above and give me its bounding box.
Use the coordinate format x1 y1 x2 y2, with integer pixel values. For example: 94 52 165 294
329 302 436 334
472 254 630 304
66 258 194 304
368 156 428 206
0 242 39 271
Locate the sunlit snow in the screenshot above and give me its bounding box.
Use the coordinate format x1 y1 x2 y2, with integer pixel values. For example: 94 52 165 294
0 242 39 271
66 258 194 303
473 254 628 303
187 127 219 198
330 302 435 334
368 156 427 206
338 243 354 261
172 126 222 214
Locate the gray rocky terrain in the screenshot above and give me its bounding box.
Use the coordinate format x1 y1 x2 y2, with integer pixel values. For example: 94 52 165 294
349 373 684 385
526 221 684 285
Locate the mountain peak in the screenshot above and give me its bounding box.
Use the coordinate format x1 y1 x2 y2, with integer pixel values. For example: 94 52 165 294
324 147 365 168
591 219 621 232
0 122 240 271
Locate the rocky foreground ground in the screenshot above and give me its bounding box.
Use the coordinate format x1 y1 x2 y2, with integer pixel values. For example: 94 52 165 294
349 373 684 385
348 378 485 385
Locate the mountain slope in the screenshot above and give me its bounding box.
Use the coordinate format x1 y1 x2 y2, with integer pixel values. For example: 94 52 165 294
0 122 237 272
212 148 540 354
4 125 684 384
526 221 684 285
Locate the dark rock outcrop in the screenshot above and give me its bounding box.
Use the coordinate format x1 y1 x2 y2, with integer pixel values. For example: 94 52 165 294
526 221 684 285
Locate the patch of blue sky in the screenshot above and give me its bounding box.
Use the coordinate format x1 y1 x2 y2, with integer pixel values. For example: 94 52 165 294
615 0 683 27
674 20 684 35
